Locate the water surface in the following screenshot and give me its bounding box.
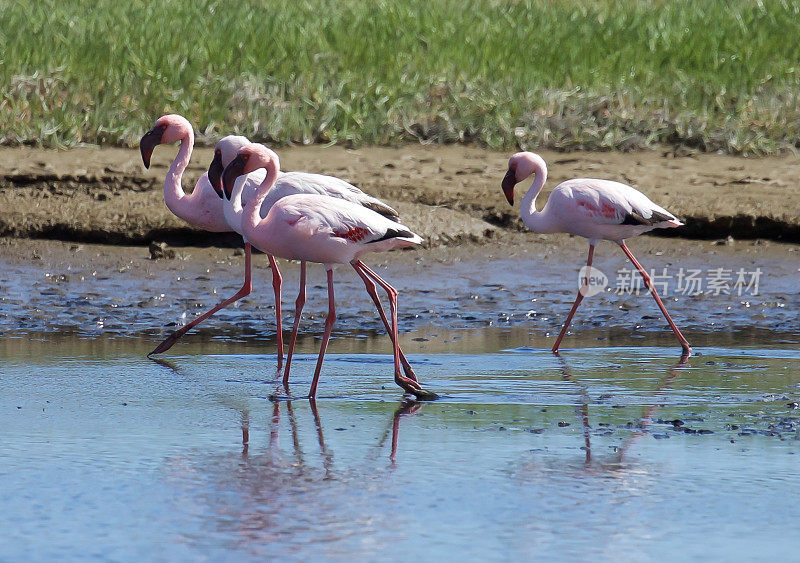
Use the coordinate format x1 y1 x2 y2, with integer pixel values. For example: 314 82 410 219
3 340 799 560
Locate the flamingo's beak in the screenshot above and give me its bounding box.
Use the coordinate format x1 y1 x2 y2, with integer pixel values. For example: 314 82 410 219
207 150 224 198
222 155 246 201
139 126 164 169
502 168 518 205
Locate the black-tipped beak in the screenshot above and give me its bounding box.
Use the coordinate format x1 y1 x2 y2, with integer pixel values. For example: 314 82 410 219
207 151 224 198
139 127 164 169
502 168 517 205
222 155 246 201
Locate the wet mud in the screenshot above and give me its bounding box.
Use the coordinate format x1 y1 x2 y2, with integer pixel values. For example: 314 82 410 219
2 145 800 246
1 234 797 349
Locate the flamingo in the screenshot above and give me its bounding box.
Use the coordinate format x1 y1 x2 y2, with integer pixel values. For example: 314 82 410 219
140 116 287 362
222 144 437 400
501 151 691 355
218 142 423 385
139 114 232 232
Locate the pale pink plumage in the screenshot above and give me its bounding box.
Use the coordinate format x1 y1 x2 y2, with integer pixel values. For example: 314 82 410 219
503 151 691 355
139 114 231 232
223 144 435 400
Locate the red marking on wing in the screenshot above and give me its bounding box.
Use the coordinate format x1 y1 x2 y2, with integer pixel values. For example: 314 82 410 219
332 226 369 242
577 200 618 219
600 202 618 218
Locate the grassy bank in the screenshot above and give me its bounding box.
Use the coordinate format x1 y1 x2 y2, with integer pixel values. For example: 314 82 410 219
2 0 800 153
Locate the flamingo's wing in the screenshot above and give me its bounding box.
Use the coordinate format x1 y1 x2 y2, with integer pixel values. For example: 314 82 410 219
553 179 678 227
279 195 418 245
277 172 400 220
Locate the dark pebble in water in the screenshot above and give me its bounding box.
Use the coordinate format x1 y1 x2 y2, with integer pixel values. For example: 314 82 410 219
121 402 127 406
557 421 570 427
529 428 545 434
653 434 670 440
335 428 346 431
697 429 714 434
498 427 506 431
671 419 685 427
412 337 429 342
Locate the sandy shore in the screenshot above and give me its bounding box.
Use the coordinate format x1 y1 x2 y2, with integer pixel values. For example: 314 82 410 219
2 145 800 246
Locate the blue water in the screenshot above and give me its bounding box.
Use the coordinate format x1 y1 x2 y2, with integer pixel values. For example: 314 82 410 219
2 343 799 560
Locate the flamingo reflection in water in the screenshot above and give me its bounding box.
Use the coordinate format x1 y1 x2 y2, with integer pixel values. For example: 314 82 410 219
260 396 423 466
520 354 688 471
150 356 423 465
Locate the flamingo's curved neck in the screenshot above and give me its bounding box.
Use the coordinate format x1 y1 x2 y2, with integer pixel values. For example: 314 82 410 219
163 131 195 216
520 161 556 233
243 161 279 233
229 175 247 216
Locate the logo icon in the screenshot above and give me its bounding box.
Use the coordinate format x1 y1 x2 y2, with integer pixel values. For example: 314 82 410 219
578 266 608 297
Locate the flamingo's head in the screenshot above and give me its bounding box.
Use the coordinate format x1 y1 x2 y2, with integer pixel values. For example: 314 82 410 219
208 135 250 198
139 114 192 169
221 143 281 200
502 152 541 205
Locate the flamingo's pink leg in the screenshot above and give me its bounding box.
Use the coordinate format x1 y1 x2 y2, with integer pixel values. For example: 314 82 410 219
267 254 284 370
149 242 254 356
282 261 307 385
552 244 595 353
308 269 336 399
619 242 692 355
351 261 418 382
356 262 432 396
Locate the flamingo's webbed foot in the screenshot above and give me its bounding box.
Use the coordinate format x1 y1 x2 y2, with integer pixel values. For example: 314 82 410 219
407 387 439 401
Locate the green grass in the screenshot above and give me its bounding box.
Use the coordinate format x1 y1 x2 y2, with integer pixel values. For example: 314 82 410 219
2 0 800 153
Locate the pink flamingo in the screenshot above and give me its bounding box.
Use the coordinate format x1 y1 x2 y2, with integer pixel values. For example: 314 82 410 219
140 114 232 232
140 116 287 361
502 152 691 355
222 144 437 400
219 143 423 386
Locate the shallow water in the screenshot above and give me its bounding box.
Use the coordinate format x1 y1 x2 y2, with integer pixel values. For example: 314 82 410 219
3 339 800 560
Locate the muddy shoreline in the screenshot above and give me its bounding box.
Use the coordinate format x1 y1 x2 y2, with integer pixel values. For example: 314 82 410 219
1 232 797 348
2 145 800 246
